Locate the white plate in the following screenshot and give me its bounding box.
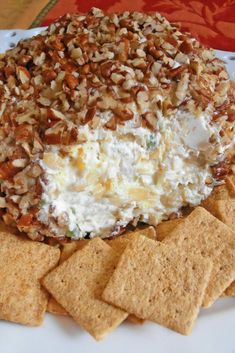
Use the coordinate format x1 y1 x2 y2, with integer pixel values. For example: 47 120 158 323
0 28 235 353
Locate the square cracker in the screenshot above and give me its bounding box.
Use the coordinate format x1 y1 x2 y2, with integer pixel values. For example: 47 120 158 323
155 219 183 241
47 239 88 316
162 207 235 307
42 238 128 340
127 314 145 325
203 184 231 205
122 226 156 240
60 239 89 263
202 174 235 210
226 175 235 196
107 227 156 325
105 234 148 325
224 281 235 296
59 227 155 263
47 297 68 316
0 231 60 326
102 235 212 335
203 199 235 231
47 229 155 318
106 226 156 256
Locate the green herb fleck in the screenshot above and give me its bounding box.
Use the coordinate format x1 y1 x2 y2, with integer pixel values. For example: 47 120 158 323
40 200 46 207
67 230 75 238
67 224 81 238
71 207 76 215
146 133 157 150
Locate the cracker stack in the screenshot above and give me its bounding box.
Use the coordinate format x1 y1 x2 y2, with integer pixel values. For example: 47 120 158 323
102 235 212 335
202 176 235 296
43 238 128 340
47 227 156 319
1 195 235 340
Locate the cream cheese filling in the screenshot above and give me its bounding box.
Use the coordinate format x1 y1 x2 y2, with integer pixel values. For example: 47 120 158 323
38 110 225 238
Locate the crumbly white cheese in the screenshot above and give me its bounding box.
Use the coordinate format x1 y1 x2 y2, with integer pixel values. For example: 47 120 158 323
38 109 225 238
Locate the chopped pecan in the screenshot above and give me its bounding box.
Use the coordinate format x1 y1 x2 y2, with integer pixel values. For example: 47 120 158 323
167 65 188 78
227 109 235 122
0 161 21 179
113 107 133 121
105 116 117 130
82 106 97 124
179 41 193 54
142 112 157 130
15 124 33 142
64 74 79 89
18 55 32 66
43 69 57 83
100 61 114 78
16 66 31 84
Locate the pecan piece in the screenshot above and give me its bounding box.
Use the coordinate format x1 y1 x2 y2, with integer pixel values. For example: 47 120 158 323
227 109 235 122
4 65 15 78
167 65 187 78
17 214 33 227
64 74 79 89
117 38 130 61
114 107 133 121
16 66 31 84
18 55 32 66
100 61 113 78
142 112 158 130
0 161 21 179
105 116 117 130
15 124 33 142
43 69 57 83
82 106 97 124
179 41 193 54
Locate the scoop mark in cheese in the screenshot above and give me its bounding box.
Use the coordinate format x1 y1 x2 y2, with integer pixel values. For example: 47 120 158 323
38 110 225 239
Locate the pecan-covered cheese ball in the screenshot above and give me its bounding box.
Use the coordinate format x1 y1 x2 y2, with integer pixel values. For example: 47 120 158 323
0 8 234 240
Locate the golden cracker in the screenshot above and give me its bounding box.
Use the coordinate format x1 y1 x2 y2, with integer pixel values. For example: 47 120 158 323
127 314 145 325
47 239 88 316
226 175 235 196
155 218 183 241
103 235 212 335
203 199 235 231
60 239 88 263
0 231 60 326
47 297 68 316
107 227 156 325
42 238 128 340
202 175 235 207
123 226 156 240
224 281 235 296
47 230 154 319
162 207 235 307
106 226 156 256
203 185 230 203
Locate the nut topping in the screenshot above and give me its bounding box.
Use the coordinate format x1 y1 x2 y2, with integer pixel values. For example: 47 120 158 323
114 107 134 121
64 74 79 89
0 7 232 240
16 66 31 84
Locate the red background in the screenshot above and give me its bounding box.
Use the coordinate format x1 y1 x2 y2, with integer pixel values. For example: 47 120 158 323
40 0 235 51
